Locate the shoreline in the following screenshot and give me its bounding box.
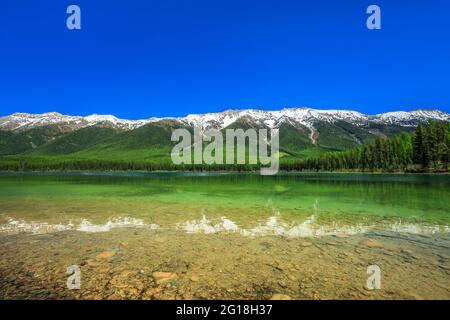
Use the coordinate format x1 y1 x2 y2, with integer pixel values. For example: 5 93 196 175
0 170 449 175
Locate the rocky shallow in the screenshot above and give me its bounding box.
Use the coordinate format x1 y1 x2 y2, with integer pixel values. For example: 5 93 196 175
0 229 449 300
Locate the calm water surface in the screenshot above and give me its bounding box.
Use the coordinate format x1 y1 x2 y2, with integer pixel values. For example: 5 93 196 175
0 172 449 236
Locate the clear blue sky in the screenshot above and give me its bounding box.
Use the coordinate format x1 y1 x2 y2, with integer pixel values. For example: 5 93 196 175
1 0 449 119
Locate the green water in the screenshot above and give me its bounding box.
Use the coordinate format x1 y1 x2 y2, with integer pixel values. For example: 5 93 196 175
0 172 449 234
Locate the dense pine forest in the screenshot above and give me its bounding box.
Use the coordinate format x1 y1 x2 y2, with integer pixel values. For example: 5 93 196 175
0 121 448 173
282 121 450 172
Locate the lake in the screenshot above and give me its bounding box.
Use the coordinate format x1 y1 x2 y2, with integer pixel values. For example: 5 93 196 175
0 172 449 299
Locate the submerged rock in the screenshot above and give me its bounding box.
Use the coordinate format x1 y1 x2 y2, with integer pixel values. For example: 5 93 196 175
152 272 178 285
95 251 116 260
190 275 200 282
361 239 383 249
300 241 313 247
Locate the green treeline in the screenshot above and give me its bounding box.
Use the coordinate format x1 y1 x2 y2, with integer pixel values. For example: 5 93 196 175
0 122 448 173
0 157 261 172
282 121 449 172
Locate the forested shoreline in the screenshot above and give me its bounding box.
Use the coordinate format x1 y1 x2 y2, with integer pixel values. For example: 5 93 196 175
283 121 450 173
0 122 448 173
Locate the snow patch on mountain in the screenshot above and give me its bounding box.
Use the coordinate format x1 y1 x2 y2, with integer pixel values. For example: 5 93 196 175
371 110 449 126
0 112 149 131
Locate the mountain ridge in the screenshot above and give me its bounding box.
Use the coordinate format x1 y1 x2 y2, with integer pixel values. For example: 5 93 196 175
0 108 448 159
1 108 448 132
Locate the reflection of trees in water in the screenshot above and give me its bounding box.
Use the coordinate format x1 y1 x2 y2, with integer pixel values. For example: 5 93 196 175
1 173 448 218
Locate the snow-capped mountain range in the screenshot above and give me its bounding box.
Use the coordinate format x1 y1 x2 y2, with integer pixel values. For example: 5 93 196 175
0 108 448 132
